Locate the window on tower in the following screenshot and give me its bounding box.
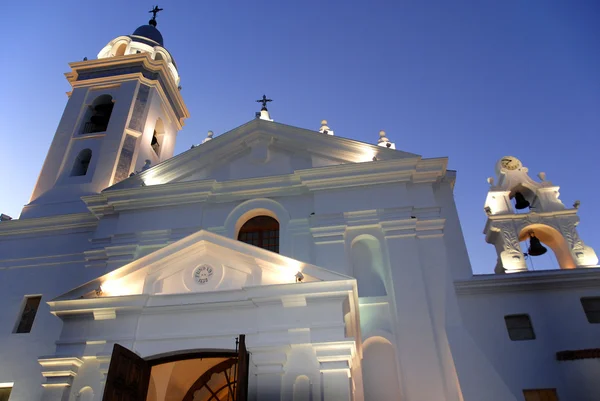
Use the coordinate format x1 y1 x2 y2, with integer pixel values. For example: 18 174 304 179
504 314 536 341
151 118 165 157
237 216 280 253
82 95 114 134
581 297 600 323
14 295 42 334
71 149 92 176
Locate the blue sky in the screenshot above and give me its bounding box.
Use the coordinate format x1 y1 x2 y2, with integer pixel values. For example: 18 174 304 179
0 1 598 274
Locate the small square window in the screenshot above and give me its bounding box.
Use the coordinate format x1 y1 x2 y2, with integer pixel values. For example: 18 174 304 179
581 297 600 324
0 385 12 401
14 295 42 334
505 314 535 341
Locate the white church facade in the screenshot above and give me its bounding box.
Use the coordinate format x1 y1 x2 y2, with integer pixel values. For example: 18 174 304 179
0 13 599 401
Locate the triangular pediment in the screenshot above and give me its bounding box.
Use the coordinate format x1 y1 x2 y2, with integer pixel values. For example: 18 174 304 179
110 119 420 190
53 230 352 301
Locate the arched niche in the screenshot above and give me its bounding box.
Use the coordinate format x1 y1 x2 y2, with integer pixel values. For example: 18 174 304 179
362 336 402 401
114 43 127 57
293 375 311 401
224 198 291 254
75 386 94 401
519 224 576 269
350 235 387 297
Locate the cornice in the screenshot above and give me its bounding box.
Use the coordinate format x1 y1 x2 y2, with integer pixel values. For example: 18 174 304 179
84 157 448 216
67 54 189 128
0 213 97 237
455 268 600 295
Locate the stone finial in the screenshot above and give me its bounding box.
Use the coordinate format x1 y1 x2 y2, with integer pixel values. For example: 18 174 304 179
377 130 395 149
202 130 214 144
538 172 546 181
319 120 334 135
487 177 494 186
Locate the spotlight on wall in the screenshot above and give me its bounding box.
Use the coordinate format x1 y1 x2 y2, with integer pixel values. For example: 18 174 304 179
573 200 581 209
484 206 492 215
295 271 304 283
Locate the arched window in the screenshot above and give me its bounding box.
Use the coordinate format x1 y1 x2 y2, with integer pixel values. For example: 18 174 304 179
71 149 92 176
151 118 165 156
83 95 113 134
237 216 279 253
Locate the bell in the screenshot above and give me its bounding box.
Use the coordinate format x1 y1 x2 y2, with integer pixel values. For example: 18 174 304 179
514 192 530 210
527 234 547 256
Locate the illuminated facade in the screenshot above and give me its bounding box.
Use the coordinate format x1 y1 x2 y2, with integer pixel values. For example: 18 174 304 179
0 15 599 401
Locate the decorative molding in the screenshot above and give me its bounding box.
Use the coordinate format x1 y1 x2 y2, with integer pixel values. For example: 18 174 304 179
455 268 600 295
38 357 84 388
0 213 97 237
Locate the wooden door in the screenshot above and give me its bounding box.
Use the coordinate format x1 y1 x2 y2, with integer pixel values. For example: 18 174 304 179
102 344 151 401
236 334 249 401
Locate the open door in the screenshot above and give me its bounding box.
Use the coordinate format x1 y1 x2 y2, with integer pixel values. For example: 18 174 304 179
235 334 249 401
102 344 151 401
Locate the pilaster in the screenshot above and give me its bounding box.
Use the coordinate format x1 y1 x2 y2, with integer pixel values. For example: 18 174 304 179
250 346 289 401
382 218 448 401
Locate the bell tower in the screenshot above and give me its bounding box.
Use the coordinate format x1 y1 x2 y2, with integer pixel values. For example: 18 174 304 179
483 156 598 273
22 10 189 219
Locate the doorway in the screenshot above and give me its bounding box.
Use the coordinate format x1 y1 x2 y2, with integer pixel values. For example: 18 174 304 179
102 335 249 401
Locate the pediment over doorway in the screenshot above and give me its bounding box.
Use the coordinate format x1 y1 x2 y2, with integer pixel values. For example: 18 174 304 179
53 229 352 301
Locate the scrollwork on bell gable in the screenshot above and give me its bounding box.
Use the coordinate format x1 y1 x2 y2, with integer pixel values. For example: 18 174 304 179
559 218 585 251
493 221 520 253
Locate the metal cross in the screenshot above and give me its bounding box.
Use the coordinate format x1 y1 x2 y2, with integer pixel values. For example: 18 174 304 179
149 5 164 20
256 95 273 110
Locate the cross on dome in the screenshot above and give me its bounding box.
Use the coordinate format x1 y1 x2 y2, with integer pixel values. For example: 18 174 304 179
148 5 164 27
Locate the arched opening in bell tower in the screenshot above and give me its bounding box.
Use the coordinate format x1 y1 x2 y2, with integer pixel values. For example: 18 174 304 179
82 95 114 134
151 118 165 157
70 149 92 176
518 224 576 270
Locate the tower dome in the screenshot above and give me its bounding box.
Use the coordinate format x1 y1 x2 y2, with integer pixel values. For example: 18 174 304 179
96 8 180 85
131 24 164 46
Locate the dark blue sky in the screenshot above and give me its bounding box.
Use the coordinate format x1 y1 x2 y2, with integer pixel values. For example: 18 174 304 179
1 1 598 274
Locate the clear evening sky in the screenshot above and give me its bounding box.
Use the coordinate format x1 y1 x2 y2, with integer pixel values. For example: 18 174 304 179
0 1 598 274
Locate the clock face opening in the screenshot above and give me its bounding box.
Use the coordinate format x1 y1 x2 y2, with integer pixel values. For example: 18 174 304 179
500 157 521 171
